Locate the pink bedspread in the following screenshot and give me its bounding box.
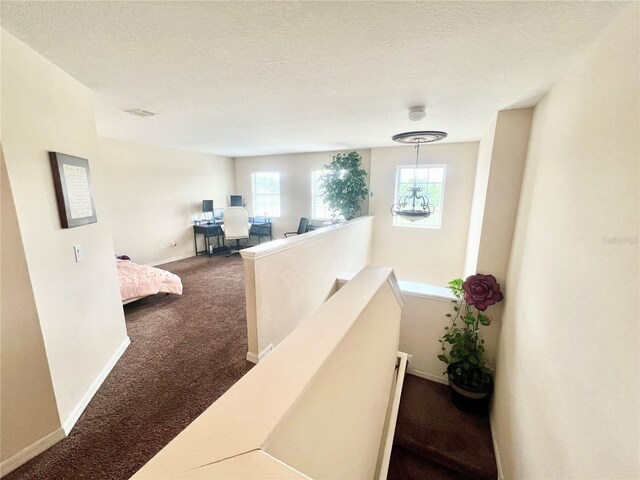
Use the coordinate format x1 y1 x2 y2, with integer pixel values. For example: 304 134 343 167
117 259 183 302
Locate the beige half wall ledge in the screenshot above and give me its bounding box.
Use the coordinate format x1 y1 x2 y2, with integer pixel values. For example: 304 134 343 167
240 216 374 362
133 265 405 479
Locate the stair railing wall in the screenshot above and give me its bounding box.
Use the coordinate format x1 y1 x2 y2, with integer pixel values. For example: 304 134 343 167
133 265 404 479
240 216 373 362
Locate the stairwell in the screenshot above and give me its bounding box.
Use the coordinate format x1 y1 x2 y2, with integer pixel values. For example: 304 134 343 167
388 374 498 480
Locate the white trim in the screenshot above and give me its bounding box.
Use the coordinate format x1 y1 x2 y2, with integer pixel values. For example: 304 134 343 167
148 253 193 267
246 352 259 364
378 351 409 480
246 343 274 364
397 281 455 302
62 336 131 434
258 343 273 361
0 428 65 477
337 274 455 304
406 367 448 385
490 414 505 480
240 216 373 261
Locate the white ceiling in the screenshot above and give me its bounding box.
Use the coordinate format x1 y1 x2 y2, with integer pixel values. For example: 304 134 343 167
0 1 628 157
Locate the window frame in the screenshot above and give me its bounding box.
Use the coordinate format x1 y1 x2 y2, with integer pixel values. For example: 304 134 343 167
251 171 281 218
392 164 447 229
311 170 332 220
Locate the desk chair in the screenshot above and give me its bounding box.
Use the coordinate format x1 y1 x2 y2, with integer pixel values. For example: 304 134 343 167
222 207 250 256
284 217 310 238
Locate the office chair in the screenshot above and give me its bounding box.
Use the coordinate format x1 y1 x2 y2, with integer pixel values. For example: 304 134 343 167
222 207 250 256
284 217 310 238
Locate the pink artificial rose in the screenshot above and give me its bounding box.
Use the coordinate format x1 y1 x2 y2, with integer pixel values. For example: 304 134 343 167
462 274 504 311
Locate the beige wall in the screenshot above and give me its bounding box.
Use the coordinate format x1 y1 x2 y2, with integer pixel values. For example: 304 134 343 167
234 149 371 239
338 279 500 386
463 115 496 277
336 276 462 385
235 143 476 288
492 8 639 479
370 143 479 286
474 108 532 281
461 109 533 360
98 138 235 265
242 216 373 357
1 30 128 428
398 293 456 383
0 148 62 466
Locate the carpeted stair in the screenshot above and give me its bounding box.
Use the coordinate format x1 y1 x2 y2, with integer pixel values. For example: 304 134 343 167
388 374 498 480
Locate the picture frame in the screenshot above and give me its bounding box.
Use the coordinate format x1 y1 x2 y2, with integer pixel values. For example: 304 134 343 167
49 152 97 228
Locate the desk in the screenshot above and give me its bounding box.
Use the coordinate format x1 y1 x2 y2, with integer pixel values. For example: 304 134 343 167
248 216 272 243
193 224 228 256
193 217 272 255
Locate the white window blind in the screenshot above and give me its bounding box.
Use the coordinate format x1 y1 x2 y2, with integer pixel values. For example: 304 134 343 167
252 172 281 217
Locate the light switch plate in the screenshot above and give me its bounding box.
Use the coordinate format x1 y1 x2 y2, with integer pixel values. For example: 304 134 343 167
73 244 83 263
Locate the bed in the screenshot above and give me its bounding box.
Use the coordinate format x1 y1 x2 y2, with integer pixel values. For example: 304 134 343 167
117 258 183 304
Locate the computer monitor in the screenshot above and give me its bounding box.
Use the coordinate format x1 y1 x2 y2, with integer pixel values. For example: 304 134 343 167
230 195 243 207
213 208 224 220
202 200 214 212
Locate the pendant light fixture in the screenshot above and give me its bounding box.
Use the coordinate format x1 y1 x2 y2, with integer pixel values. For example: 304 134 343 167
390 130 447 221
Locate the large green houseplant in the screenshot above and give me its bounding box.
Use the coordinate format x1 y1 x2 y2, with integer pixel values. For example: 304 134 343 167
318 151 369 221
438 274 504 410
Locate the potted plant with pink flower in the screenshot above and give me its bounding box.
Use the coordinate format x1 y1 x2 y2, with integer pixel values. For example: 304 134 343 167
438 274 504 411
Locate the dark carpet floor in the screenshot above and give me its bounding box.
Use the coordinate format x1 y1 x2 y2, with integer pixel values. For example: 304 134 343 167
388 374 498 480
5 255 252 480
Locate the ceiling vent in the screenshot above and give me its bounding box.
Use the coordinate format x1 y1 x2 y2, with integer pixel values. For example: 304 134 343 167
124 108 158 117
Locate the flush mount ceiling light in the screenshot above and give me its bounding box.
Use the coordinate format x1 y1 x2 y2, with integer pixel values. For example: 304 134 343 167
390 130 448 221
408 105 426 122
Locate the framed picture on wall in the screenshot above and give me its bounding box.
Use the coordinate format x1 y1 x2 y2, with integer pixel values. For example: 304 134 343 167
49 152 97 228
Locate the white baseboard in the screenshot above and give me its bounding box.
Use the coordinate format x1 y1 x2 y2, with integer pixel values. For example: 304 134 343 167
378 352 409 480
0 427 65 477
246 343 273 364
489 413 504 480
62 336 131 434
246 352 259 363
406 366 448 385
149 253 194 267
259 343 273 361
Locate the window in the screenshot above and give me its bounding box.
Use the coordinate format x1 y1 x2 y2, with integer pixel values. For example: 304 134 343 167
393 165 446 228
252 172 281 217
311 170 331 220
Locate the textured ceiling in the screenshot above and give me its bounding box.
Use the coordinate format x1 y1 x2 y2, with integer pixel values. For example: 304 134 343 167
0 1 628 157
